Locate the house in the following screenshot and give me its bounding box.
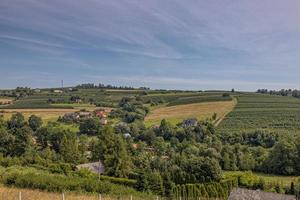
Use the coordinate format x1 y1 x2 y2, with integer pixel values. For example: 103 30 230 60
79 111 92 119
62 113 80 122
228 188 296 200
123 133 131 138
53 89 63 93
70 96 82 103
95 110 107 118
182 118 198 127
94 110 108 124
100 118 108 125
76 161 105 174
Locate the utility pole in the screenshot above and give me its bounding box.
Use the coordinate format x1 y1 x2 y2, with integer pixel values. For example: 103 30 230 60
61 80 64 90
98 158 101 181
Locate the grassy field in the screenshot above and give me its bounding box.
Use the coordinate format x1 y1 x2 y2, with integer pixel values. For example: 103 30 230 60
224 171 300 187
217 93 300 134
0 187 153 200
145 100 236 126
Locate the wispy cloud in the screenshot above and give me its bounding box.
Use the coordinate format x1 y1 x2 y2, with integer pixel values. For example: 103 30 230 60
1 0 300 90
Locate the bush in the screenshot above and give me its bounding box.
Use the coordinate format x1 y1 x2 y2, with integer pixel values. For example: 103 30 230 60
0 168 144 196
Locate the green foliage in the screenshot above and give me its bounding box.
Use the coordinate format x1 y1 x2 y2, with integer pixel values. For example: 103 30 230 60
7 112 26 129
0 167 148 197
93 126 132 178
28 115 42 131
172 178 237 199
79 118 101 135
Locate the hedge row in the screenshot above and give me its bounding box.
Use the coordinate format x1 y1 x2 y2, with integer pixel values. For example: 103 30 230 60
0 168 149 198
172 178 238 200
100 175 136 187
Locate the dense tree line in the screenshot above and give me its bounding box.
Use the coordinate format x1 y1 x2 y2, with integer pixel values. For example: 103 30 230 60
257 88 300 98
75 83 136 90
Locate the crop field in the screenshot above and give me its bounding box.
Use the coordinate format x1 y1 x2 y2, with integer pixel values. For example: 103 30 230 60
142 91 233 106
0 187 154 200
0 99 73 109
145 100 236 126
0 109 76 122
1 107 112 122
0 98 13 103
0 89 147 109
217 93 300 134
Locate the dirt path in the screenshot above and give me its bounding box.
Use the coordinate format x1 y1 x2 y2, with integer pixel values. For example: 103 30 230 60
214 97 237 126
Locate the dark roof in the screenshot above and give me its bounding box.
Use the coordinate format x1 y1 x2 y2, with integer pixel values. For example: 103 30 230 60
228 188 296 200
182 118 198 127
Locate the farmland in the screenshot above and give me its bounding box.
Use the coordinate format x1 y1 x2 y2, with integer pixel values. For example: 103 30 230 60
145 100 236 126
141 91 233 106
217 93 300 134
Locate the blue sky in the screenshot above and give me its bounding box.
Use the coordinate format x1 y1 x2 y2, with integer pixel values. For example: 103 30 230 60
1 0 300 90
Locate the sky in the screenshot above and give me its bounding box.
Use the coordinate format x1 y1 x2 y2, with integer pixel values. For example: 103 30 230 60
1 0 300 91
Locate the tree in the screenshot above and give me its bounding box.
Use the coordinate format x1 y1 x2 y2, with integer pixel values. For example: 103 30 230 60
265 140 296 175
28 115 42 131
0 126 14 156
94 126 132 178
8 112 25 130
13 126 33 156
79 118 101 135
60 132 81 163
148 171 165 195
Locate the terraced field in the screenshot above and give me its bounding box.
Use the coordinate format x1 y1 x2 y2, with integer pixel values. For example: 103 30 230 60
217 93 300 134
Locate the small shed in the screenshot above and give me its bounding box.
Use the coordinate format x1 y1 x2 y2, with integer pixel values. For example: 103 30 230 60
182 118 198 127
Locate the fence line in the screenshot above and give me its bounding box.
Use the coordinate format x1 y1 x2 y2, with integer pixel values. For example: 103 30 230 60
0 190 171 200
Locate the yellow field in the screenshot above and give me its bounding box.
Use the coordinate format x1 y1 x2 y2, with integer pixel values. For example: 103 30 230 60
0 98 13 104
145 100 236 127
1 107 112 122
0 187 119 200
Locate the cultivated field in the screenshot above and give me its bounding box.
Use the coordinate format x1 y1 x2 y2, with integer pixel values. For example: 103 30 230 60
0 98 13 104
142 91 233 106
217 93 300 134
145 100 236 126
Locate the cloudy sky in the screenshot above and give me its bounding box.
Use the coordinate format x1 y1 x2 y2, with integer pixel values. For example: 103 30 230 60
1 0 300 90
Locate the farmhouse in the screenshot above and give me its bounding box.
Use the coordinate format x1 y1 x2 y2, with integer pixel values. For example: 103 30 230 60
94 110 108 124
76 161 105 174
79 111 92 119
228 188 296 200
95 110 107 118
53 89 63 93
